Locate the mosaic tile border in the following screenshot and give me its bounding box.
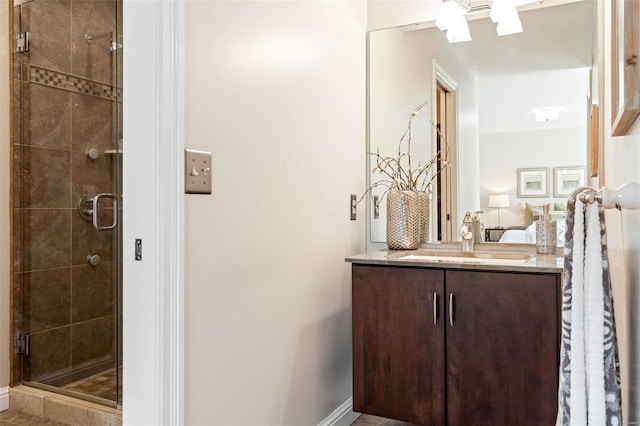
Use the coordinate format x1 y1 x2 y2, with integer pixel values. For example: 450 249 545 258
29 66 122 102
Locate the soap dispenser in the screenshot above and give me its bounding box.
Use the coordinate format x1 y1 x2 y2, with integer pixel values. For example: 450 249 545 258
459 212 474 253
472 210 484 244
535 205 556 254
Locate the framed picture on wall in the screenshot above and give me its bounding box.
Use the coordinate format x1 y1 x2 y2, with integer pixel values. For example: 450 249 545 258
517 168 549 198
611 0 640 136
554 167 586 197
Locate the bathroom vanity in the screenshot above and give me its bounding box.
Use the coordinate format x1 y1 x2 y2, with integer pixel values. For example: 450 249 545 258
347 247 562 425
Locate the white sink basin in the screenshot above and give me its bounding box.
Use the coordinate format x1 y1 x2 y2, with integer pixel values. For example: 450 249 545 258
400 251 534 264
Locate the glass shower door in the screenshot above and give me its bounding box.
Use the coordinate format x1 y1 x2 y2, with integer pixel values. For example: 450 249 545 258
11 0 123 407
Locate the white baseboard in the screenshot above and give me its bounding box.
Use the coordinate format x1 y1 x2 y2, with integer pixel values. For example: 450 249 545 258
318 397 360 426
0 387 9 411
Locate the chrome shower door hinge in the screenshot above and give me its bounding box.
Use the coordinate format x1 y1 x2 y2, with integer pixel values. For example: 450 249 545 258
15 334 30 356
15 32 31 53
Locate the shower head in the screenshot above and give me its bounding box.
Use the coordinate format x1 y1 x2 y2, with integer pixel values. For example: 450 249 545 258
85 31 122 54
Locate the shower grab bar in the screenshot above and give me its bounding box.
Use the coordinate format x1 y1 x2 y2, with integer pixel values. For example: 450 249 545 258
92 193 119 231
578 182 640 210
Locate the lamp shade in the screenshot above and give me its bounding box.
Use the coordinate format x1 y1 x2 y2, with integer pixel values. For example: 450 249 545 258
488 194 510 208
446 15 472 43
490 0 523 36
436 1 472 43
435 1 460 31
496 12 523 36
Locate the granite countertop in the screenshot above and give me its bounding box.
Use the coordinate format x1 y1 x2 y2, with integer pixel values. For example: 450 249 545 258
346 243 564 273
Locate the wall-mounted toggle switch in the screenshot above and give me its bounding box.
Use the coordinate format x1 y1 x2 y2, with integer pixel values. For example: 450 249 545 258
350 194 357 220
185 149 213 194
373 195 380 219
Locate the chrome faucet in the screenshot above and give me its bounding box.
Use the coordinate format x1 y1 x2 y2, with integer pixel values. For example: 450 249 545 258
459 211 474 252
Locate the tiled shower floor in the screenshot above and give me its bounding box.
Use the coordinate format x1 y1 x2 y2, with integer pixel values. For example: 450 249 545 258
61 367 121 403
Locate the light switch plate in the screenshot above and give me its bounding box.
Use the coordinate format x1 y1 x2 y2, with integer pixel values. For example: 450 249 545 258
185 149 212 194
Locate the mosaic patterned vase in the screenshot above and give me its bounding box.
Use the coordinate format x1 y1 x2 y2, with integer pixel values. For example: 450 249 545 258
386 190 421 250
535 219 557 254
418 191 430 243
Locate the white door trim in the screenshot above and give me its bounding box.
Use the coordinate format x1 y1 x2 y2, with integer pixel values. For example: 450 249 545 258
123 0 184 424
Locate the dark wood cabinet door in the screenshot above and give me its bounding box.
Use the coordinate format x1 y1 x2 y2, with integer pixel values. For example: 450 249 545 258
353 265 446 425
445 270 559 426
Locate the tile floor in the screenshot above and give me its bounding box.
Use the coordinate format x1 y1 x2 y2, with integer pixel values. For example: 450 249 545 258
1 404 402 426
352 414 417 425
0 409 67 426
0 411 413 426
8 385 121 426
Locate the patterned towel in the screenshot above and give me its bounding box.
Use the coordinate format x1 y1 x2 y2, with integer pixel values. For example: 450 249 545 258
556 187 622 426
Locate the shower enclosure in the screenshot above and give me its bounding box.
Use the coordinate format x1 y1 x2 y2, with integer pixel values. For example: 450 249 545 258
11 0 123 407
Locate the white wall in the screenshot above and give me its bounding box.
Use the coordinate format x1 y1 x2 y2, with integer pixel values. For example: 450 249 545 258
1 0 11 394
368 26 479 244
184 1 366 424
601 0 640 423
367 0 439 31
479 127 586 227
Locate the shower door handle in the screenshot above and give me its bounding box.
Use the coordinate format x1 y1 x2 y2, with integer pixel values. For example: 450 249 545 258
92 193 118 231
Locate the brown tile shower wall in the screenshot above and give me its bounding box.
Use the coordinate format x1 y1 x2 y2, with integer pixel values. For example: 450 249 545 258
11 0 122 387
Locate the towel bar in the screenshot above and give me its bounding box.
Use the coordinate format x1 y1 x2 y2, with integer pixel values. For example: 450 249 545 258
578 182 640 210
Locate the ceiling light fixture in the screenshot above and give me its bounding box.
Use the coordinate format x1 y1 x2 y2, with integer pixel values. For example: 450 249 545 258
533 107 560 122
436 0 524 43
435 1 472 43
490 0 523 36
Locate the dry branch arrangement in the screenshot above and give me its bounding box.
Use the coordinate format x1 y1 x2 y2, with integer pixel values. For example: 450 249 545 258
359 101 451 205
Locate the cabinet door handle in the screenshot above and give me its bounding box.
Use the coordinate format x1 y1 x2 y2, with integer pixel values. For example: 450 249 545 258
449 293 454 327
433 292 438 325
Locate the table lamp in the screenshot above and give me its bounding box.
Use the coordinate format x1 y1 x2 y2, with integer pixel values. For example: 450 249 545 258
488 194 510 228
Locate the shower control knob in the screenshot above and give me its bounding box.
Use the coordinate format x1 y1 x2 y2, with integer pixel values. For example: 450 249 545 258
86 148 100 160
87 254 101 266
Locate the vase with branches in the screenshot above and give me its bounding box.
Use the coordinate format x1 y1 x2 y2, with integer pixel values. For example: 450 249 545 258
361 101 451 249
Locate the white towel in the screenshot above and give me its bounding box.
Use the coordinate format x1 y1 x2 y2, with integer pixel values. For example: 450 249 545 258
568 199 586 425
584 202 606 424
557 188 622 426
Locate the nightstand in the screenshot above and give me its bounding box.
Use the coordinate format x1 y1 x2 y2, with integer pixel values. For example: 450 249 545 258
485 227 506 242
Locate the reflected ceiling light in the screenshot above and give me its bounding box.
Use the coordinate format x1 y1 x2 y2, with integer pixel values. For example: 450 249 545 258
436 0 524 43
533 107 560 122
491 0 523 36
435 0 471 43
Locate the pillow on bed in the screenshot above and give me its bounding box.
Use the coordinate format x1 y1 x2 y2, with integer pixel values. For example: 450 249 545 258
517 203 527 225
517 203 535 225
554 202 567 211
523 203 551 225
506 225 528 230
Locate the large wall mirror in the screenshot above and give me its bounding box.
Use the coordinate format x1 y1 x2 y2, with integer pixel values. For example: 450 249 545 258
367 0 597 249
